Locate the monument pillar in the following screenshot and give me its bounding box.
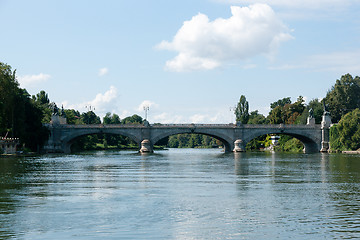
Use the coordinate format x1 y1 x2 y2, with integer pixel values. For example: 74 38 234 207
320 111 332 152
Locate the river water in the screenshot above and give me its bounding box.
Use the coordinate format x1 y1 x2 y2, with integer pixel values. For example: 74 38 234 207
0 149 359 239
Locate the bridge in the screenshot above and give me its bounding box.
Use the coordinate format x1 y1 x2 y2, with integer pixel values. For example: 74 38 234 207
43 112 332 153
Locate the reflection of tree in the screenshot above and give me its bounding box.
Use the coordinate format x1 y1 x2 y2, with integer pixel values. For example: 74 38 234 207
325 154 360 237
0 157 48 239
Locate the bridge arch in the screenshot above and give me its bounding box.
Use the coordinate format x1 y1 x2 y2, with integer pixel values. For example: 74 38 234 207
61 128 142 153
242 129 321 153
150 128 234 152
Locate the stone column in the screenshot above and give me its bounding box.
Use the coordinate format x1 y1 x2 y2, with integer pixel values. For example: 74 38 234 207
233 139 245 152
140 139 153 153
320 111 332 152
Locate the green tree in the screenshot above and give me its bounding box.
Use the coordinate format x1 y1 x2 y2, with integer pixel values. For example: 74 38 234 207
267 96 305 124
330 108 360 151
270 97 291 109
0 62 18 136
103 112 121 124
324 73 360 123
0 62 49 151
81 111 101 124
64 109 82 124
247 110 268 124
268 106 283 124
32 90 52 123
121 114 143 124
235 95 249 124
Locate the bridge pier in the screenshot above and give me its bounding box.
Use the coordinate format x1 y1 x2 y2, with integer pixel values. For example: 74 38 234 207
139 139 153 153
233 139 245 152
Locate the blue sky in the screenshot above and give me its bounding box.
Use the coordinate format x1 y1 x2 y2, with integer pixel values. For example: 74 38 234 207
1 0 360 123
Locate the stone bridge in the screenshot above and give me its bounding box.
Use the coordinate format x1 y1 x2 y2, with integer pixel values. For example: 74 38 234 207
43 114 331 153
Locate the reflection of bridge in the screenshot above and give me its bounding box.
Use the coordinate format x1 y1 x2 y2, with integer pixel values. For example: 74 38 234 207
43 118 331 153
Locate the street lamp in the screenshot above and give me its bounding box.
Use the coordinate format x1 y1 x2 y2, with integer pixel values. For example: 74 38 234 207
143 106 149 121
85 105 95 112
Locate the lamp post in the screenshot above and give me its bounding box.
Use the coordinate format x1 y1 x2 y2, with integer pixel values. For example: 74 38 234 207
143 106 149 121
85 105 95 112
85 105 95 124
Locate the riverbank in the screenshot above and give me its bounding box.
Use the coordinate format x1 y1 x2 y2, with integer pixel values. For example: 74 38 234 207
342 150 360 154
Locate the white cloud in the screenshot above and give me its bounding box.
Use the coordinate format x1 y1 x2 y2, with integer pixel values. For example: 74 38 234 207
152 113 185 124
98 67 109 76
89 85 117 109
190 114 207 123
307 50 360 72
269 49 360 72
17 73 51 87
62 86 118 117
157 4 293 72
214 0 355 10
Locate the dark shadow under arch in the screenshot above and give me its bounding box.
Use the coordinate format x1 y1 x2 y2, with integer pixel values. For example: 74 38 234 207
152 131 233 152
62 130 141 153
244 131 320 153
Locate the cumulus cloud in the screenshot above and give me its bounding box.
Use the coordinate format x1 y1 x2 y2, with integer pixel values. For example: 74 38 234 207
89 85 117 109
98 67 109 76
215 0 354 10
62 86 118 117
157 4 292 71
17 73 51 87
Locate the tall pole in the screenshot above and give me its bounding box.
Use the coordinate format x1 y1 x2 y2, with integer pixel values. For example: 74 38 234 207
144 106 149 121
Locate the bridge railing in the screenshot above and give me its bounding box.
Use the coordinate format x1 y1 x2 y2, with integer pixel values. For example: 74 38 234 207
44 123 321 129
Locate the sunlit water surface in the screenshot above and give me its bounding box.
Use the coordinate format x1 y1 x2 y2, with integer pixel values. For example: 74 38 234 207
1 149 359 239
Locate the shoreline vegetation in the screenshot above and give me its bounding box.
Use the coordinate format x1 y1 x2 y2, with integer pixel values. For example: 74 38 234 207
1 61 360 154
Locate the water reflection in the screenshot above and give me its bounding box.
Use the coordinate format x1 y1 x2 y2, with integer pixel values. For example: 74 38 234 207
1 150 359 239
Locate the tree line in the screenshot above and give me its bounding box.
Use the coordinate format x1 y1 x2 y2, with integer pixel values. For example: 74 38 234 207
1 61 360 153
234 73 360 152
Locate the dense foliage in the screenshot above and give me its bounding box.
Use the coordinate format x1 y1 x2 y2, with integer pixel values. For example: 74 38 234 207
324 74 360 123
167 134 221 148
0 63 49 152
330 109 360 151
235 95 249 124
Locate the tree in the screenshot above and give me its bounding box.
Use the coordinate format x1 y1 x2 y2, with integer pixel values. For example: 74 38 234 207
0 62 49 151
247 110 268 124
268 106 283 124
267 96 305 124
270 97 291 109
235 95 249 124
0 62 18 136
103 112 121 124
33 90 49 105
324 73 360 123
121 114 143 124
64 109 82 124
32 90 52 123
81 111 101 124
330 108 360 151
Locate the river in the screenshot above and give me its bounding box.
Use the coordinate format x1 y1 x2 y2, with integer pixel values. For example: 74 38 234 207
0 149 359 239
